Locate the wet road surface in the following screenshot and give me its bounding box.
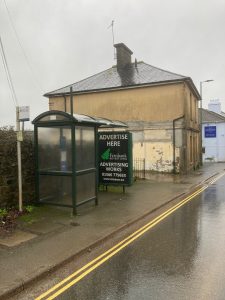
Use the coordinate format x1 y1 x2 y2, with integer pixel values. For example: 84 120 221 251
48 174 225 300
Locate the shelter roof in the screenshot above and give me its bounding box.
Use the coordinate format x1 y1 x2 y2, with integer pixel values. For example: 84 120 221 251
32 110 127 128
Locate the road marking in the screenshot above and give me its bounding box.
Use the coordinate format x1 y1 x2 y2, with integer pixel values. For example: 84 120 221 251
36 172 225 300
208 172 225 185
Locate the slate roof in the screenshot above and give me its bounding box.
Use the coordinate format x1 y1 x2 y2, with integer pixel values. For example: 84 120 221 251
200 108 225 123
44 62 198 97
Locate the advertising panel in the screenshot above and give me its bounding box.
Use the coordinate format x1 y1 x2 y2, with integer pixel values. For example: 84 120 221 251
98 131 133 185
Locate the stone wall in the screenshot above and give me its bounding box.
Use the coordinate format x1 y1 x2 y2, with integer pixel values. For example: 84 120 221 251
0 127 35 208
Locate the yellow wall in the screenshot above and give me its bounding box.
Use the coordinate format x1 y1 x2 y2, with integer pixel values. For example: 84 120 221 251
186 130 199 171
184 82 199 130
48 81 200 173
49 83 185 122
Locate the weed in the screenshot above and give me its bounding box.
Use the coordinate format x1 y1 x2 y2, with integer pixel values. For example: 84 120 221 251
25 205 35 213
0 208 7 218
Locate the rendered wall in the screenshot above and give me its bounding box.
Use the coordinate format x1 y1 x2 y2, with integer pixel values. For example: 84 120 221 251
202 122 225 162
49 83 185 122
183 82 200 171
48 82 200 173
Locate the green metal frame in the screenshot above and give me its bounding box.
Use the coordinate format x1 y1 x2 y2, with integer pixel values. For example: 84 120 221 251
71 123 77 214
33 111 99 214
95 127 99 205
33 110 128 214
127 132 133 186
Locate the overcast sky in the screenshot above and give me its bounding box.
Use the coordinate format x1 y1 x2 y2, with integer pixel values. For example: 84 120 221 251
0 0 224 128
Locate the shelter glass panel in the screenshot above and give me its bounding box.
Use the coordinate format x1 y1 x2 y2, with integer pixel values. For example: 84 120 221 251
76 173 96 204
38 127 72 171
39 175 72 206
75 126 95 170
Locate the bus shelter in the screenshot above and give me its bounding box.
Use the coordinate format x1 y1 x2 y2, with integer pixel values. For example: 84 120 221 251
32 110 127 214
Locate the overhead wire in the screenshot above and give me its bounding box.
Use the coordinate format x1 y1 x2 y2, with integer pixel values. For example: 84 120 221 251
0 35 18 107
3 0 44 94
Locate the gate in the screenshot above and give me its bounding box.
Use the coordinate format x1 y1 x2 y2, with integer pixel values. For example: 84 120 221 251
133 158 146 179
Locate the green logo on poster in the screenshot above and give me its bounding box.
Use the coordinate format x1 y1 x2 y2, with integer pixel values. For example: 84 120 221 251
101 148 110 160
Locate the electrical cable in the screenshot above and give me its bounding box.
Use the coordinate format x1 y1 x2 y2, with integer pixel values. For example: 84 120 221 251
3 0 44 94
0 35 18 107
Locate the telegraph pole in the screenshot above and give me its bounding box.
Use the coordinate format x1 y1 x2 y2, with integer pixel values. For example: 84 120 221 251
16 107 23 211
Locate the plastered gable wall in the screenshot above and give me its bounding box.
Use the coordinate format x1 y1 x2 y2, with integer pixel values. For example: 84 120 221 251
49 83 184 122
48 82 199 173
184 82 199 129
183 82 200 171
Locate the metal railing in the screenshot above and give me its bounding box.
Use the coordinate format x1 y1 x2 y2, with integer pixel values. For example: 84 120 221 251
133 158 146 179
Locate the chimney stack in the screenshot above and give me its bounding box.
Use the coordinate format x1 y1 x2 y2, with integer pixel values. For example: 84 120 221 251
114 43 133 69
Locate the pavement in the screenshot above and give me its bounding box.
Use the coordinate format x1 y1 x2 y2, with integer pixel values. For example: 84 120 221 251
0 162 225 299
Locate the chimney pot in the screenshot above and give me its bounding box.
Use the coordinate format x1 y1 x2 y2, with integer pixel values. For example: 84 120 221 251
208 99 222 115
135 58 138 68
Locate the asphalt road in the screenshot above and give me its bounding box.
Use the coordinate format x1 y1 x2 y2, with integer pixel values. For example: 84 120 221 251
44 173 225 300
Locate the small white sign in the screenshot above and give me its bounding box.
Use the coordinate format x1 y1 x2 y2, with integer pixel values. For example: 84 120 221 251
17 131 23 141
19 106 30 121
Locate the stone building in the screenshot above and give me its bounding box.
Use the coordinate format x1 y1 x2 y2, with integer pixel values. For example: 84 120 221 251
44 43 200 173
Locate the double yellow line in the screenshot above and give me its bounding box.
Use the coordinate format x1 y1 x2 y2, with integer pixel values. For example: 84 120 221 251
36 172 225 300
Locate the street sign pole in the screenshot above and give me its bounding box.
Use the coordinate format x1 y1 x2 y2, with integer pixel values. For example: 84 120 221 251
16 106 23 212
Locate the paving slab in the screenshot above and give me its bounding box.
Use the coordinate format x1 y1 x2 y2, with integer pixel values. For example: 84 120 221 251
0 230 37 247
19 221 66 235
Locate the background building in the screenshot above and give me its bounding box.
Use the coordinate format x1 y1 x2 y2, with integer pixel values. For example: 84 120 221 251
44 43 200 173
201 100 225 162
